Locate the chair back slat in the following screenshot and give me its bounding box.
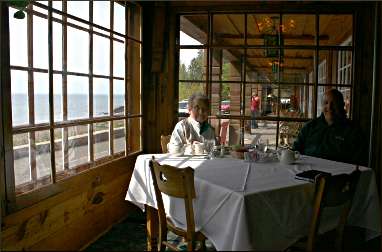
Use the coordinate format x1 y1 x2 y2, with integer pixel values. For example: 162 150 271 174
321 171 360 207
151 161 195 198
160 135 171 153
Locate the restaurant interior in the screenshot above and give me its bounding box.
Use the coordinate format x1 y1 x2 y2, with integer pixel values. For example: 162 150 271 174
1 1 382 250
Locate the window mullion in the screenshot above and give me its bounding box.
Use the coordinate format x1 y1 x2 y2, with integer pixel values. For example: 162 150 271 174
109 1 114 156
89 1 94 163
48 0 56 183
27 4 37 184
125 4 129 156
62 0 69 171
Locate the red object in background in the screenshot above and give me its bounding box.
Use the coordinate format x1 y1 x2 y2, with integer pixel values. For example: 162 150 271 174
251 95 260 111
220 100 230 114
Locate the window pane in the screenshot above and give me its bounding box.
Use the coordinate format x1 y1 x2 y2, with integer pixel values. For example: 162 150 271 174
114 3 125 34
94 1 110 29
9 8 28 67
67 75 89 120
68 27 89 73
94 122 109 160
33 16 48 69
13 133 30 186
244 83 267 117
34 72 49 124
247 14 279 45
179 49 206 81
67 1 88 22
244 120 277 148
52 1 62 20
180 15 207 45
54 74 63 121
320 15 352 46
68 125 89 169
319 50 352 85
113 40 125 77
35 130 52 179
179 82 205 103
213 14 244 45
282 15 315 46
281 49 315 83
279 121 305 148
93 34 110 76
93 77 109 117
53 22 62 71
11 70 29 126
114 120 125 154
113 80 125 115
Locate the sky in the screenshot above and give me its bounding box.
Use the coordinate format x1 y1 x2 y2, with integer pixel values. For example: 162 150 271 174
9 4 200 95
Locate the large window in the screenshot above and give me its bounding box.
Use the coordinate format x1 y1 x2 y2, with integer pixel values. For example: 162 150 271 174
178 13 353 148
7 1 142 198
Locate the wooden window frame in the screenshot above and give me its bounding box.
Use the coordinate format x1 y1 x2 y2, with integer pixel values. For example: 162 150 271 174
2 0 142 213
177 12 355 147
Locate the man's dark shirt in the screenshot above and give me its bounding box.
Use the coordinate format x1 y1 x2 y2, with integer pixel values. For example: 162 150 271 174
292 114 366 165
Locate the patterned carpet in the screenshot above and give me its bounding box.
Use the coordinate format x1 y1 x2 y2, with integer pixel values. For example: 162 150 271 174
85 210 216 251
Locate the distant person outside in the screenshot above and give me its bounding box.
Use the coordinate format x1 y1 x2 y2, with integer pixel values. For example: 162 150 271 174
293 89 366 165
251 94 260 130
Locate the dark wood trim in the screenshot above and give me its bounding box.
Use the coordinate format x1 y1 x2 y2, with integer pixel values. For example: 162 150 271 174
62 0 69 171
27 4 37 183
48 0 56 184
110 1 114 156
125 4 129 154
89 0 94 163
1 3 16 213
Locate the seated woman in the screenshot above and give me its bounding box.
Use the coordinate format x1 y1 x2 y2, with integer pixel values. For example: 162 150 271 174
169 93 216 150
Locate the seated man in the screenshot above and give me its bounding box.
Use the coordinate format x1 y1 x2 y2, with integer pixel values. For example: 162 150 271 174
293 89 367 165
169 93 216 149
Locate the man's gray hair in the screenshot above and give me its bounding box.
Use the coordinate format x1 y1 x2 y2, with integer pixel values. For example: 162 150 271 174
188 93 209 109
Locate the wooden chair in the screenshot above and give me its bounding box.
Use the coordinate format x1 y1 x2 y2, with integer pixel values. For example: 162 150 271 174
160 134 171 153
291 169 361 252
149 158 206 251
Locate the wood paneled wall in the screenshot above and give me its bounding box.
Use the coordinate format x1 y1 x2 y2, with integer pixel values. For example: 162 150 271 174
142 2 177 154
1 155 139 251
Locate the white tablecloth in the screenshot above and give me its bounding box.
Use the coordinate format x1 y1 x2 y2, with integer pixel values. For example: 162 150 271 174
126 154 381 251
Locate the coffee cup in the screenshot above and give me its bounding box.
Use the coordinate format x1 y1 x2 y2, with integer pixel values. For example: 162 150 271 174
167 143 184 156
277 149 300 164
193 142 205 155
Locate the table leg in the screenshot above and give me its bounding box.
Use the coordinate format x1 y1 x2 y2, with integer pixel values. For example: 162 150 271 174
146 205 159 251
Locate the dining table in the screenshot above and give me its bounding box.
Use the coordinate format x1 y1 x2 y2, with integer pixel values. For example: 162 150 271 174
125 153 381 251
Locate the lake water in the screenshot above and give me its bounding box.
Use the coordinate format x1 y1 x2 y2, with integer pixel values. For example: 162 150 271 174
12 94 125 125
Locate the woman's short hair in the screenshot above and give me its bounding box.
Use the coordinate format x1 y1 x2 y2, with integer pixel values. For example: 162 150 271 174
188 93 209 109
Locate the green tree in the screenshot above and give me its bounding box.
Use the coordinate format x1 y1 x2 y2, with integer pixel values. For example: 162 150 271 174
179 63 187 80
188 50 204 81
